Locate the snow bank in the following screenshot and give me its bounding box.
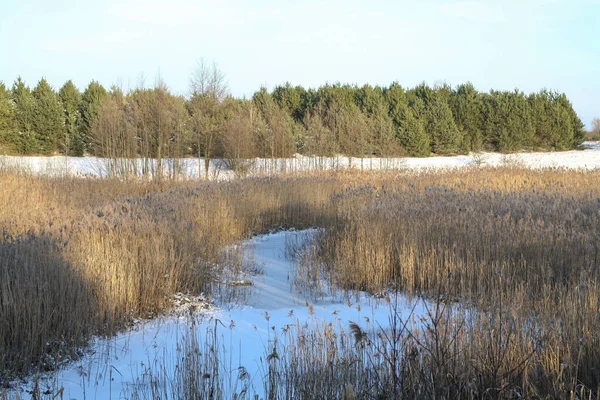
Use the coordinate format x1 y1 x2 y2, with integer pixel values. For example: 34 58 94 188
1 142 599 180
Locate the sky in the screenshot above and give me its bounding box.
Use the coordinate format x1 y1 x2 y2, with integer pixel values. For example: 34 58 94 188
0 0 598 127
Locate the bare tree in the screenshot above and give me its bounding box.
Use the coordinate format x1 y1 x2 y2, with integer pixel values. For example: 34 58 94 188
125 75 188 180
221 101 256 176
130 84 154 177
90 88 138 178
188 59 229 179
592 117 600 138
253 88 296 162
153 76 188 180
189 58 228 102
304 108 333 156
154 76 171 180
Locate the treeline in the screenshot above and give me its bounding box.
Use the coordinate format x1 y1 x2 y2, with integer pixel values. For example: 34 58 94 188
0 67 586 164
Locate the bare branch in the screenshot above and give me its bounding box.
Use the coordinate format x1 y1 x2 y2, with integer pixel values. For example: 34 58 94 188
189 58 228 102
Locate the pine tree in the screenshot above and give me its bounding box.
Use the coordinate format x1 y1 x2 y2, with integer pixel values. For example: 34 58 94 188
354 85 395 156
529 90 584 150
555 93 585 147
79 81 107 155
272 83 305 122
504 91 535 151
551 105 574 150
384 82 408 124
529 90 554 148
30 78 64 155
412 82 435 109
316 84 355 154
427 96 462 154
398 109 430 156
59 80 81 155
0 82 16 152
11 77 38 154
451 83 484 152
483 91 534 152
340 103 370 158
369 101 397 156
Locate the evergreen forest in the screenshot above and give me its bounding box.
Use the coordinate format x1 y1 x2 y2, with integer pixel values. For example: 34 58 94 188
0 68 587 161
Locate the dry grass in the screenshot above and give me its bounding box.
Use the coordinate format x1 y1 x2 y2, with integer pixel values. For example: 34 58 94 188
0 171 336 383
1 167 600 398
313 169 600 397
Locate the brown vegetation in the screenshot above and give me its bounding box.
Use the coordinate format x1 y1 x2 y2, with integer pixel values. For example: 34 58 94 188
0 171 334 383
312 169 600 397
1 167 600 398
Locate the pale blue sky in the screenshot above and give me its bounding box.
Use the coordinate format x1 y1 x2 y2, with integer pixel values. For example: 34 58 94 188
0 0 598 127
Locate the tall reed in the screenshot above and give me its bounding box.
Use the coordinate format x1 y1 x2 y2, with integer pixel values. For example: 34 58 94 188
0 172 336 382
313 168 600 396
2 167 600 398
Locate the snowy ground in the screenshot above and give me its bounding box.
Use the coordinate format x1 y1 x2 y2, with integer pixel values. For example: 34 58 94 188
1 142 599 180
7 230 427 400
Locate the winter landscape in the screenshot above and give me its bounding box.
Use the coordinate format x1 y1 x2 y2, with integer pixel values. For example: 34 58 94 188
2 157 600 399
2 1 600 399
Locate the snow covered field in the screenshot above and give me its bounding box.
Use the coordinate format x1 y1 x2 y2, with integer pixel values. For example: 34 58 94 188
1 142 599 180
7 230 427 400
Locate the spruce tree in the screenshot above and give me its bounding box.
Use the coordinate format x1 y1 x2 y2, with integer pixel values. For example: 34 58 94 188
11 77 37 154
79 81 107 155
59 80 81 155
32 78 64 155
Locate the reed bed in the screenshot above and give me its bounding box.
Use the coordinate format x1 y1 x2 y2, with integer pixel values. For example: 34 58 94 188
313 169 600 397
1 167 600 398
0 172 336 384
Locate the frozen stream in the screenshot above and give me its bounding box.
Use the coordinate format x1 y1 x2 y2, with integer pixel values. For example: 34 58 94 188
8 230 427 400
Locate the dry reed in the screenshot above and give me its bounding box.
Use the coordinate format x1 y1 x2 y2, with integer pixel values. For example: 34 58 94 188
2 167 600 398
